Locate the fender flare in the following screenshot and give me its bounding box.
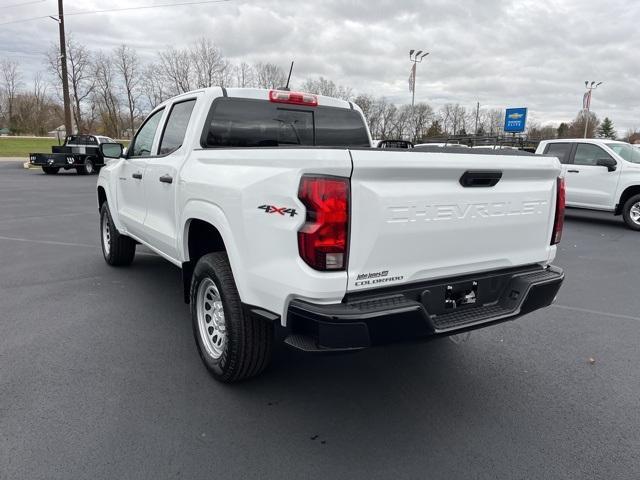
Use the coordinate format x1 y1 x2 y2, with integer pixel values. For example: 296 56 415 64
180 199 248 302
96 176 125 233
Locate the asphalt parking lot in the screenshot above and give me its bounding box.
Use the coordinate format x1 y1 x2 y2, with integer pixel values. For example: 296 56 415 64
1 161 639 479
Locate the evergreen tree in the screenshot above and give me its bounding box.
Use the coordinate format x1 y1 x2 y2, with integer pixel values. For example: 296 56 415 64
425 120 444 138
557 122 569 138
597 117 616 139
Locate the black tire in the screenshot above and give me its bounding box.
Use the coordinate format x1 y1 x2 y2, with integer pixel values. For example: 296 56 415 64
190 252 273 382
77 157 95 175
622 194 640 231
42 166 59 174
100 202 136 266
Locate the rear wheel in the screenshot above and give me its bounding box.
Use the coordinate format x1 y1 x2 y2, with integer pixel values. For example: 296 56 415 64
100 203 136 266
622 194 640 231
77 157 96 175
42 167 59 174
190 252 273 382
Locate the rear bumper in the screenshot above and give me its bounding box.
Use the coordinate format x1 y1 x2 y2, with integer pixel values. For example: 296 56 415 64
285 264 564 352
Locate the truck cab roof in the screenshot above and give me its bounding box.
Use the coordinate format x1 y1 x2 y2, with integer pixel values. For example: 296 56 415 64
156 87 355 112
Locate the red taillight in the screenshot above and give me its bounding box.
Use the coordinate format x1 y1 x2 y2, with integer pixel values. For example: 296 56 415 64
269 89 318 107
551 176 565 245
298 175 350 271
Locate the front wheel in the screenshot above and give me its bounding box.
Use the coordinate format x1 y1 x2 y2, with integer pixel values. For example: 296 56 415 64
190 252 273 382
100 203 136 266
622 194 640 231
42 167 59 174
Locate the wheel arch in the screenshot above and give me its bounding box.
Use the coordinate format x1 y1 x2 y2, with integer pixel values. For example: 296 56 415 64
180 200 245 304
97 186 107 210
615 185 640 215
96 180 125 232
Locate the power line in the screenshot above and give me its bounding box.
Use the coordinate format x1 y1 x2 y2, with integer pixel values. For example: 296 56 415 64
0 0 232 27
3 0 45 8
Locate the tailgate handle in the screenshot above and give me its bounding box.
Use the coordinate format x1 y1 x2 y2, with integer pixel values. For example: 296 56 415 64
459 170 502 188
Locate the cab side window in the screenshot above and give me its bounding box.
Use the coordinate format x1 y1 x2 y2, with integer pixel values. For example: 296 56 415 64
544 143 572 164
129 108 165 158
158 99 196 155
573 143 613 166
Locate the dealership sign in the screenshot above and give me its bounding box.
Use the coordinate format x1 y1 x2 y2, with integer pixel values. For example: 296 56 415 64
504 107 528 133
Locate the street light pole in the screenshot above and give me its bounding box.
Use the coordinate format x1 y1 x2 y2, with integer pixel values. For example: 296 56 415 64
408 49 429 109
582 80 602 139
55 0 72 136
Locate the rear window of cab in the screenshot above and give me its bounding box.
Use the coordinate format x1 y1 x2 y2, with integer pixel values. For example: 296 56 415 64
201 97 370 148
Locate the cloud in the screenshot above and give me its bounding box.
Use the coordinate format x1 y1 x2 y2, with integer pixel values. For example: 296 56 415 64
1 0 639 132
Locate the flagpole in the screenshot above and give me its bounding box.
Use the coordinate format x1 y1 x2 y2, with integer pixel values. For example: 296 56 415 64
582 81 602 138
411 64 416 108
408 52 427 107
408 50 429 140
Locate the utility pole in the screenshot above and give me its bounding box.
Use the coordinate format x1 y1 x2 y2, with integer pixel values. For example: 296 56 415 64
408 49 429 108
56 0 72 136
582 80 602 139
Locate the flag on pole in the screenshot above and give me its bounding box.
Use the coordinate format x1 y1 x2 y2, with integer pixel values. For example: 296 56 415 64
583 90 592 110
408 63 416 93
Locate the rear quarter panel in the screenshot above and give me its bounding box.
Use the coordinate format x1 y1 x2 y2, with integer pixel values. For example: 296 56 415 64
179 148 353 323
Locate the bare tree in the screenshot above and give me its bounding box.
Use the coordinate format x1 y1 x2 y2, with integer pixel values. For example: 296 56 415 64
254 62 286 89
47 37 95 133
93 51 121 138
377 100 397 139
408 102 433 142
451 104 467 135
0 59 22 130
12 74 60 135
353 94 375 120
141 63 167 111
114 45 141 137
158 46 192 95
390 105 411 139
485 108 504 136
190 38 225 88
30 72 49 135
234 62 255 87
301 77 352 100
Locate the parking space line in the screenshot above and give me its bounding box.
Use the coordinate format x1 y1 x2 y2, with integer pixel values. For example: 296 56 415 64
552 304 640 322
0 211 91 222
0 235 95 248
0 234 157 256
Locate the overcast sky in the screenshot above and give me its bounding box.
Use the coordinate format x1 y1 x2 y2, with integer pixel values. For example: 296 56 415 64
2 0 639 133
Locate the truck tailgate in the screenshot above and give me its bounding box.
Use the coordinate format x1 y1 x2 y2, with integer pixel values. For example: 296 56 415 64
347 150 561 291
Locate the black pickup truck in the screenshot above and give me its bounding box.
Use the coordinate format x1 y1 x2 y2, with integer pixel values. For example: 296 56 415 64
29 134 116 175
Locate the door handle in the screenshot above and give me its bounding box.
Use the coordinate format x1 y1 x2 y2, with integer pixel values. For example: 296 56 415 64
132 172 143 179
567 169 580 173
159 174 173 184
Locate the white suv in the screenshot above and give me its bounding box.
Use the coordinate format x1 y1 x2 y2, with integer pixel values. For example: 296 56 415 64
536 138 640 230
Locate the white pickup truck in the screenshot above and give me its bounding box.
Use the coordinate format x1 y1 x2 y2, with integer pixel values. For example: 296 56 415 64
536 138 640 230
97 87 565 382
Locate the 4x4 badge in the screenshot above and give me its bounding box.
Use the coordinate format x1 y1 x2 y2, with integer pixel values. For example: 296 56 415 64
258 205 298 217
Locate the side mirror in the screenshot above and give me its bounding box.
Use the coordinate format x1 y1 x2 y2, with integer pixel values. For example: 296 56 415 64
596 158 617 172
100 142 124 159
